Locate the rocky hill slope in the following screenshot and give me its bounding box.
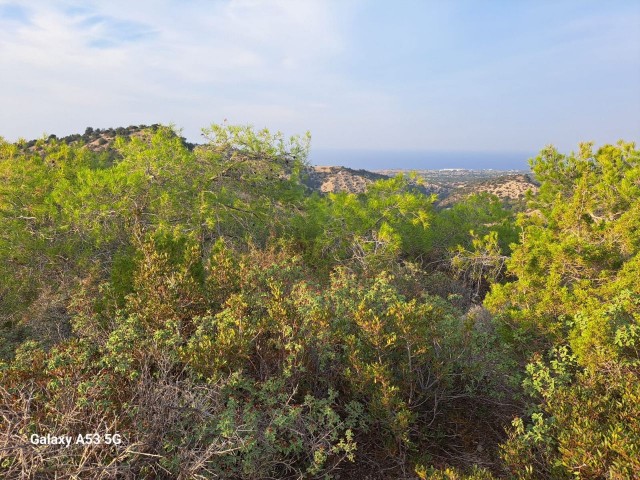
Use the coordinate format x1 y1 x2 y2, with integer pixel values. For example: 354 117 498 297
303 166 390 193
19 125 538 203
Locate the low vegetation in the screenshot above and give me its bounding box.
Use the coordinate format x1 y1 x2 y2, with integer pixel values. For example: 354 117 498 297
0 125 637 478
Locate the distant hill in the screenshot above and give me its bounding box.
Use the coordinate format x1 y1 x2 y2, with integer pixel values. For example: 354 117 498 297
435 173 539 206
303 166 390 194
20 124 195 153
18 125 538 203
303 166 446 197
378 168 538 206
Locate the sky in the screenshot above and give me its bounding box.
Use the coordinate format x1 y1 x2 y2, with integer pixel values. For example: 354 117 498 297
1 0 639 168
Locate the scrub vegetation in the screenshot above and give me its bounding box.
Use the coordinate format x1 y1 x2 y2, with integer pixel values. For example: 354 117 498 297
0 125 638 479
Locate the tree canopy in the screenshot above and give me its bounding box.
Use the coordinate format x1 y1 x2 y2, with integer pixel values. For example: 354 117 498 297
0 127 637 479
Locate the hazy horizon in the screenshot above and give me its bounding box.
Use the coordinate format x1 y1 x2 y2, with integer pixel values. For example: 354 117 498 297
310 148 533 171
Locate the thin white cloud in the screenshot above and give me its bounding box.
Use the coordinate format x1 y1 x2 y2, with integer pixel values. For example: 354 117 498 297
0 0 360 141
0 1 637 153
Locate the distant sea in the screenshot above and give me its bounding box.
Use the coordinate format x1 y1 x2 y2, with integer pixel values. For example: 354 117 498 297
309 149 535 171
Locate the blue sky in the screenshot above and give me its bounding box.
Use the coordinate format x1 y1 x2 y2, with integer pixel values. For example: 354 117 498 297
1 1 638 167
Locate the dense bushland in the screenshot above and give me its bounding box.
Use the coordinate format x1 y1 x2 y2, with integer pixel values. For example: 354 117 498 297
0 126 637 478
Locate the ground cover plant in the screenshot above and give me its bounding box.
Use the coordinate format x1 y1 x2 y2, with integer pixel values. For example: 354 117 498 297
0 125 638 478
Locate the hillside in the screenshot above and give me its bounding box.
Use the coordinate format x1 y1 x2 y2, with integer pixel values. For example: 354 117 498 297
379 169 539 206
436 173 539 206
20 124 195 153
303 165 389 193
302 166 445 198
20 126 536 203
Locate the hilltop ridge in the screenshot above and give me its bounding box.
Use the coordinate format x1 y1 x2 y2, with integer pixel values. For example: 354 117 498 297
17 125 538 203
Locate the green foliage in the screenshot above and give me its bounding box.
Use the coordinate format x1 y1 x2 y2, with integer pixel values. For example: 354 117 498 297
502 361 640 479
486 141 640 339
451 230 507 298
430 192 517 256
3 126 636 478
294 175 435 272
490 141 640 478
0 124 310 358
1 235 509 477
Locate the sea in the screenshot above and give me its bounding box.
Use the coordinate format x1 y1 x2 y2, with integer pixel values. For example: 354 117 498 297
309 149 534 171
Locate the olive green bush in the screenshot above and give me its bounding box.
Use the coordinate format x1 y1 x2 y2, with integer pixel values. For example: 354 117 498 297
2 128 637 478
